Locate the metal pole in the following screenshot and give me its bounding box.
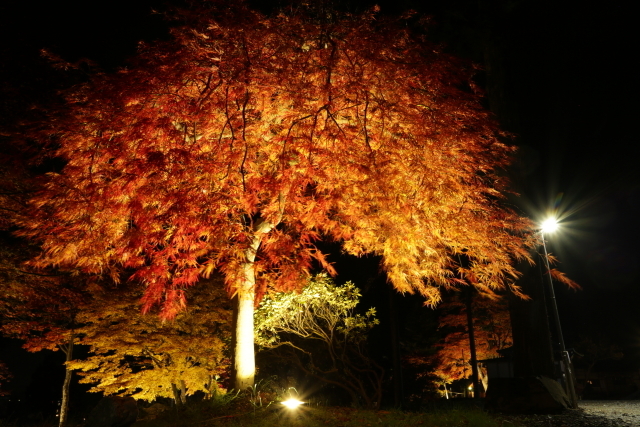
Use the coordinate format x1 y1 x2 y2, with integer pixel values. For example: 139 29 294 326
541 233 578 408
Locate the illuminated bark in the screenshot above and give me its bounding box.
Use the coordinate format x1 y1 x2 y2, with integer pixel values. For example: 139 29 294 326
234 286 255 390
234 219 273 390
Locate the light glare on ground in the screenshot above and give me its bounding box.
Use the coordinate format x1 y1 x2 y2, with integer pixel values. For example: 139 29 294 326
281 398 304 409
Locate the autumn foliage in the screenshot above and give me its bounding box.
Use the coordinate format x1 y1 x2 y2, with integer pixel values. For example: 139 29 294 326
0 236 81 353
0 236 84 426
405 291 512 396
23 1 533 311
19 1 537 389
68 276 231 403
434 293 512 387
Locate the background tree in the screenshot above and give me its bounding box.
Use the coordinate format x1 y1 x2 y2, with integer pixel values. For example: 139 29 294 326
255 274 383 408
435 293 512 393
406 291 512 397
21 2 535 390
0 235 84 426
68 276 231 404
0 31 92 425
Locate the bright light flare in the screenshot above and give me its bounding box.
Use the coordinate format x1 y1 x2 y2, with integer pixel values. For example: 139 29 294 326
281 398 304 409
541 217 559 234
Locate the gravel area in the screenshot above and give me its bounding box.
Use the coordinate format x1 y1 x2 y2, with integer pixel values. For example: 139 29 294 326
580 401 640 426
497 400 640 427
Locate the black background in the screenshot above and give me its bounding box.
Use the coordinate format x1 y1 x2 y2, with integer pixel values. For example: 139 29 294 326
1 0 638 416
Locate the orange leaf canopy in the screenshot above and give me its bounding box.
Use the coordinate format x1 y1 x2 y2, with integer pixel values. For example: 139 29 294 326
24 3 534 318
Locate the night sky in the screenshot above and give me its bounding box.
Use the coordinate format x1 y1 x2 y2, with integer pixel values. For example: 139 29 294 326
1 0 638 412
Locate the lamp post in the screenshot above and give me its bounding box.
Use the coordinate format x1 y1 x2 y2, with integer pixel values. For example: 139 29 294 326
540 218 578 409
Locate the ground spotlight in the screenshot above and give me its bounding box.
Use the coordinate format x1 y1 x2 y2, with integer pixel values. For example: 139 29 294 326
281 398 304 409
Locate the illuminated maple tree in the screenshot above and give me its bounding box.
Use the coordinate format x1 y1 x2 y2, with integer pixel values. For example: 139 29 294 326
21 2 535 389
68 276 231 404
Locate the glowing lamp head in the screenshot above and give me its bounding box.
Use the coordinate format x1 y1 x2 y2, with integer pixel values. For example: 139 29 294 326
282 398 304 409
541 217 559 234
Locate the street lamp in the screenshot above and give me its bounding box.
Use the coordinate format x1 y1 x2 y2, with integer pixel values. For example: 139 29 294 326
540 217 578 408
541 217 559 234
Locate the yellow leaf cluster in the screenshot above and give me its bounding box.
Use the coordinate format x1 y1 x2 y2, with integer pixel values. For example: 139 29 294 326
68 276 231 401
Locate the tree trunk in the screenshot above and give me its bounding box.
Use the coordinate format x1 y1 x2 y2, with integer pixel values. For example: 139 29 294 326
388 285 403 407
479 364 489 393
465 290 480 398
171 383 183 407
234 277 256 390
205 375 217 399
233 218 273 391
59 334 74 427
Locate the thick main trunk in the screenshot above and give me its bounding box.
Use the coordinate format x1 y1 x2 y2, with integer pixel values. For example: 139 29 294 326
232 218 273 391
234 280 256 390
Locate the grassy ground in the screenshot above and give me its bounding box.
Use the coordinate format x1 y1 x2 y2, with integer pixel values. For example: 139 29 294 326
132 402 521 427
1 398 525 427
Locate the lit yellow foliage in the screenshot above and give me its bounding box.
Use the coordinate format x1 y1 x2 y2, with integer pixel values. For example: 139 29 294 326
255 273 378 349
67 276 231 402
